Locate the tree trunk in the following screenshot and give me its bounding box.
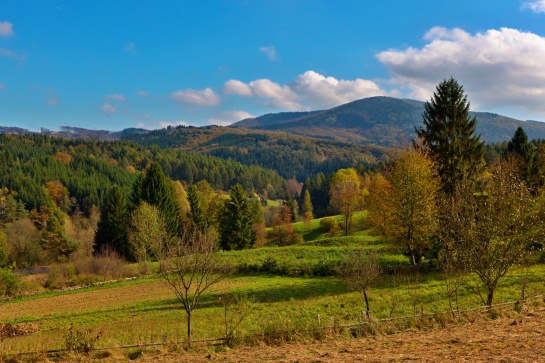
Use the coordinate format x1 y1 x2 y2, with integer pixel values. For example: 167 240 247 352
363 289 370 318
486 288 494 307
187 310 192 349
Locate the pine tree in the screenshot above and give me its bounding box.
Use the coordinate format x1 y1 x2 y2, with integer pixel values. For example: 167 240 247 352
506 127 536 183
41 208 78 262
219 184 255 251
416 77 484 195
187 185 208 231
94 185 131 259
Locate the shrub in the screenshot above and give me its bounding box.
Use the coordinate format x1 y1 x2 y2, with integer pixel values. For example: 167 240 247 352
319 217 339 236
0 268 19 300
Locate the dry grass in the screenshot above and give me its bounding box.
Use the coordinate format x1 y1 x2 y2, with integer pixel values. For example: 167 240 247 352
55 307 544 363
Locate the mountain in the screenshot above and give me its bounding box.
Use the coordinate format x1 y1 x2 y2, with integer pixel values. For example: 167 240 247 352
231 96 545 147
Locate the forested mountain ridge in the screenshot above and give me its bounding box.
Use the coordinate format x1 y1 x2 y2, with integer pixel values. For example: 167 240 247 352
0 134 288 211
121 126 393 180
231 96 545 146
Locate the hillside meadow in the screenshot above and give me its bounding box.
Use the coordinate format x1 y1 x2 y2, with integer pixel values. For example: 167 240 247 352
1 212 545 361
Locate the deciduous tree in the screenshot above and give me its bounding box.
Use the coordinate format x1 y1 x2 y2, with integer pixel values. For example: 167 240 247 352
329 168 365 236
440 160 545 306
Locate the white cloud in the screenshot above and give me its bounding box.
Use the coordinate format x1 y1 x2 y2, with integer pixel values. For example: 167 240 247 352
293 71 387 109
0 22 14 37
376 27 545 114
259 46 277 61
0 83 6 90
207 110 255 126
100 103 117 115
136 90 150 97
223 71 386 111
104 94 127 102
523 0 545 13
158 120 189 129
223 80 253 97
171 87 220 107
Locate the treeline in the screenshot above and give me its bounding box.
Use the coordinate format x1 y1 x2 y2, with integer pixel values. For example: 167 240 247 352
121 125 388 180
0 134 287 212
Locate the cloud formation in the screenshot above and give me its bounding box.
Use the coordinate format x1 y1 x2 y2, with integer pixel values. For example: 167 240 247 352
223 71 386 111
376 27 545 114
124 42 136 53
207 110 254 126
0 21 14 37
171 87 220 107
0 48 26 61
259 46 277 61
47 97 60 107
523 0 545 13
0 83 6 90
100 103 117 115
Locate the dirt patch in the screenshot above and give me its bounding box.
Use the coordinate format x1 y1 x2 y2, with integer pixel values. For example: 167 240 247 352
0 323 39 340
90 308 545 362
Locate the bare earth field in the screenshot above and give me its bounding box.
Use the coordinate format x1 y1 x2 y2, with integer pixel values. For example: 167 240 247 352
69 308 545 363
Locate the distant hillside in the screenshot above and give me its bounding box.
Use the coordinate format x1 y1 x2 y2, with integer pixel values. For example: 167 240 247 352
121 126 392 180
231 96 545 147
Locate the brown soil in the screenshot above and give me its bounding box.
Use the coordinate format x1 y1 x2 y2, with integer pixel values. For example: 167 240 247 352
91 308 545 362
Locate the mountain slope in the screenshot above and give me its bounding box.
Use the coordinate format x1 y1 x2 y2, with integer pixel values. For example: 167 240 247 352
232 96 545 146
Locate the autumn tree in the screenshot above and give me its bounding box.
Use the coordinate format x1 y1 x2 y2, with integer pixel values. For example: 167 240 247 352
329 168 365 236
128 202 167 263
416 77 484 195
440 160 545 306
301 189 314 220
219 184 256 251
369 148 440 266
158 230 230 348
273 204 295 247
337 249 381 318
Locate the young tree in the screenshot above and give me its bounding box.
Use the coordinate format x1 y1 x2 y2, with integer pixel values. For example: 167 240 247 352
158 230 230 348
337 249 381 318
329 168 365 236
301 189 314 220
219 184 256 251
128 202 167 263
187 185 209 231
273 204 294 247
440 160 545 306
366 173 393 237
416 77 484 195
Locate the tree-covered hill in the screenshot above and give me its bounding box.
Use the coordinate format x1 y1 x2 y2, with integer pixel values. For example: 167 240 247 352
120 126 393 180
0 134 287 211
231 96 545 147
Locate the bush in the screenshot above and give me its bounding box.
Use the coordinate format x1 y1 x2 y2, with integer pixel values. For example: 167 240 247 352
0 268 19 299
319 217 339 236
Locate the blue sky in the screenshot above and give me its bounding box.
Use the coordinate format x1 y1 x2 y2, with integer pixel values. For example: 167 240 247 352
1 1 545 131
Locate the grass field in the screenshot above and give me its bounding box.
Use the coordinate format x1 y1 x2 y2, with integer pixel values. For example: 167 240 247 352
1 211 545 358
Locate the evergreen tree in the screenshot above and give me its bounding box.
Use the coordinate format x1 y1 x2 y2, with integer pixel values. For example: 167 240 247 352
416 77 484 195
95 185 131 259
140 163 182 238
41 208 78 262
301 189 313 218
187 185 208 231
219 184 255 251
506 126 536 183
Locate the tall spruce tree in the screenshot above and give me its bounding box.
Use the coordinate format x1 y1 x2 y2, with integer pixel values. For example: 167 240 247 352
187 185 208 231
95 184 131 259
219 184 255 251
416 77 484 195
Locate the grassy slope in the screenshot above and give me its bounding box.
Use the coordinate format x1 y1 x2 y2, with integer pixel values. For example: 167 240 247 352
1 211 544 354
